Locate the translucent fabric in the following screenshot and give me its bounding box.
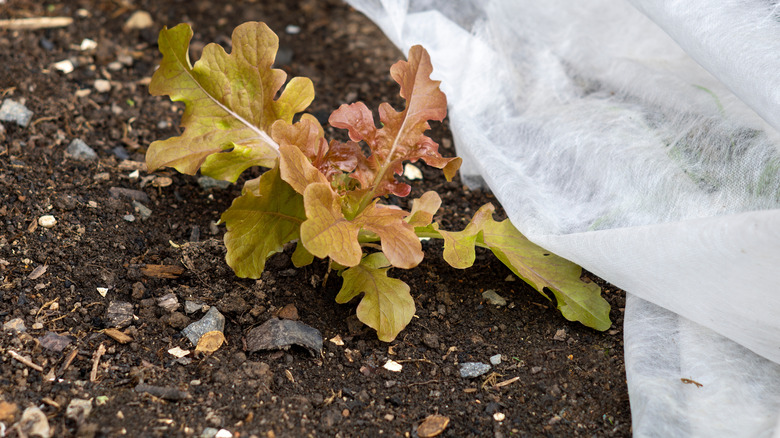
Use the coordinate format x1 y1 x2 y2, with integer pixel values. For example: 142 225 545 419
344 1 780 436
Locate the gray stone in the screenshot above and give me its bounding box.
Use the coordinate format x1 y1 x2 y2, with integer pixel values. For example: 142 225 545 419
245 317 322 356
182 306 225 346
106 301 134 328
67 139 98 161
490 354 502 365
132 201 152 220
109 187 150 203
184 300 204 314
0 99 33 127
459 362 491 378
156 293 179 312
197 176 231 190
482 289 507 306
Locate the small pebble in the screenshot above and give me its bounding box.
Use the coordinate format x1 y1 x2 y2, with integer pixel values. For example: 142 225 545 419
403 163 423 180
460 362 491 378
285 24 301 34
489 354 502 366
38 215 57 228
531 366 543 374
3 318 26 332
156 293 179 312
132 201 152 220
67 139 98 161
482 290 507 306
94 79 111 93
197 176 231 190
124 10 153 30
0 99 34 127
54 59 74 74
107 301 134 329
553 329 567 341
107 61 123 71
39 37 54 51
78 38 97 51
123 214 135 222
184 300 204 314
112 145 129 160
19 407 50 438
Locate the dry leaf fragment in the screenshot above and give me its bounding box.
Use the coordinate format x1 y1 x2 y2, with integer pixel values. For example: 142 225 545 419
195 330 226 353
168 346 190 358
417 414 450 438
152 176 173 187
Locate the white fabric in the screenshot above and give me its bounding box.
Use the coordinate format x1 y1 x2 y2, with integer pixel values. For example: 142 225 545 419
344 0 780 436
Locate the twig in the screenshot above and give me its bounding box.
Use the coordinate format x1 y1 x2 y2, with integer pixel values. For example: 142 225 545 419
58 348 79 376
406 379 441 387
492 376 520 389
90 343 106 382
0 17 73 30
8 350 44 372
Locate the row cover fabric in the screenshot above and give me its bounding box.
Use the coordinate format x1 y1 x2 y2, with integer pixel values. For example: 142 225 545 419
343 0 780 436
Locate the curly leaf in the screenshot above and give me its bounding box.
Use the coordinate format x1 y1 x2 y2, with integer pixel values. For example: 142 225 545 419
299 183 364 267
358 203 422 269
328 46 461 199
336 253 415 342
406 191 442 228
220 165 306 278
147 22 313 178
299 183 423 268
438 204 612 331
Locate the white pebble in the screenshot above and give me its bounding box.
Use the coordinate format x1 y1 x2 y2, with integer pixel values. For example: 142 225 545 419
38 215 57 228
53 59 74 74
403 163 423 180
94 79 111 93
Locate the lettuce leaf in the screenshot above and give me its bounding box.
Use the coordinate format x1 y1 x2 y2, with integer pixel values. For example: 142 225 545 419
147 22 313 179
327 46 461 202
336 252 415 342
435 204 612 331
220 164 306 278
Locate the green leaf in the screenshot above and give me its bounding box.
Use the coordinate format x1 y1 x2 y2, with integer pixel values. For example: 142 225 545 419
291 241 314 268
336 253 415 342
220 164 306 278
438 203 612 331
146 22 314 178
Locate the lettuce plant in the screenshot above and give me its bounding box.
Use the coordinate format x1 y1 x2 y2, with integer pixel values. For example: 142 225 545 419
146 22 611 341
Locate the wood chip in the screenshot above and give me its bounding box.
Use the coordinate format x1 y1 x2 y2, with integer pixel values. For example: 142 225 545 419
103 328 133 344
0 17 73 30
140 264 185 279
417 414 450 438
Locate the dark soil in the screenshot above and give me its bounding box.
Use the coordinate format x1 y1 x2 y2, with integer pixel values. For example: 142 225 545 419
0 1 630 436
